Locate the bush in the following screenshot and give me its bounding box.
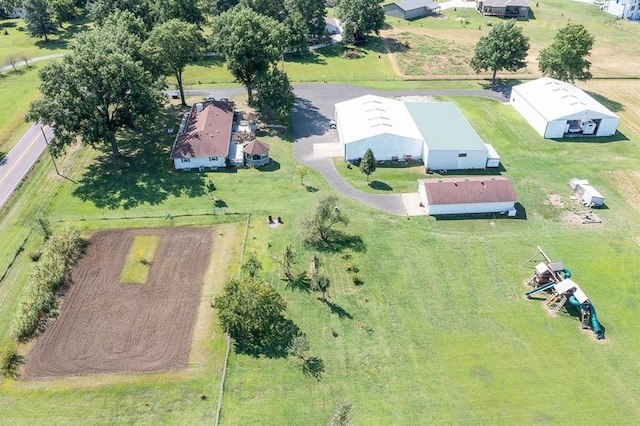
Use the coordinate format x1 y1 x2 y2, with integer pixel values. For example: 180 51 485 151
344 262 359 274
352 275 364 286
11 224 85 341
29 251 41 262
0 339 20 379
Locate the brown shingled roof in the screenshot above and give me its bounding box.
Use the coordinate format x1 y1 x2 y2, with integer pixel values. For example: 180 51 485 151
243 139 270 155
170 101 234 159
419 176 516 205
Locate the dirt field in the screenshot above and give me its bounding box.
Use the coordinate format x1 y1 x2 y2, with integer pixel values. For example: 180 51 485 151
23 227 214 379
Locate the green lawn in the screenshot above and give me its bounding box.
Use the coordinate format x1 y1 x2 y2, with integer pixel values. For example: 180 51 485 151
1 91 640 423
0 64 42 153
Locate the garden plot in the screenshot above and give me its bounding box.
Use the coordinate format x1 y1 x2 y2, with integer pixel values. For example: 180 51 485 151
24 227 214 379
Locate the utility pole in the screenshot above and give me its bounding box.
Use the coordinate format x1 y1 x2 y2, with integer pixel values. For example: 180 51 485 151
40 125 61 176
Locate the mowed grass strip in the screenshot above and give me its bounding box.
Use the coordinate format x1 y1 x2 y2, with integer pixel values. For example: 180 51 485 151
120 235 161 283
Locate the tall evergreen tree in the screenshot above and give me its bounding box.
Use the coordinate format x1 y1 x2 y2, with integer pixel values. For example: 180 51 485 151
359 148 376 183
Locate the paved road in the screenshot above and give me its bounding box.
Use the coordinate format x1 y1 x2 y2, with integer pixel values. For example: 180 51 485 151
0 125 51 209
190 84 508 216
0 53 65 73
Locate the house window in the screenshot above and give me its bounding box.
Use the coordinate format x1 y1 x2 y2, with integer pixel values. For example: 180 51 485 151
458 153 467 158
181 158 191 163
209 156 218 161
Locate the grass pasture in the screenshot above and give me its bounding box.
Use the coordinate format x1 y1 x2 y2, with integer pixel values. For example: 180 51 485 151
383 0 640 79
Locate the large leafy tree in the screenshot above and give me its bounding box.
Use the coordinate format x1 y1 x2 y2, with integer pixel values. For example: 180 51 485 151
201 0 238 16
26 25 165 157
253 68 295 124
87 0 153 27
214 276 288 349
150 0 205 25
0 0 19 18
470 20 529 87
538 23 595 83
300 194 350 244
50 0 81 28
334 0 384 44
283 0 326 51
143 19 203 105
23 0 57 41
210 6 285 104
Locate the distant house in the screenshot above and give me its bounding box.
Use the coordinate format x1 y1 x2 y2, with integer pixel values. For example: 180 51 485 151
170 100 234 171
11 7 25 18
383 0 441 20
476 0 530 19
417 176 517 216
602 0 640 20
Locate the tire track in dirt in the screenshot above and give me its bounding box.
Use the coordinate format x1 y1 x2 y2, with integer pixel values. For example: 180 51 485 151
23 227 214 379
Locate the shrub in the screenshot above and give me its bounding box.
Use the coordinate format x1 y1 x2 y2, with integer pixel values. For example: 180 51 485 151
0 339 20 379
11 224 85 341
352 275 364 286
344 262 359 274
29 251 41 262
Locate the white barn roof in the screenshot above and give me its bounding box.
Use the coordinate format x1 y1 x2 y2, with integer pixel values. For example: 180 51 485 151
334 95 422 144
512 77 618 121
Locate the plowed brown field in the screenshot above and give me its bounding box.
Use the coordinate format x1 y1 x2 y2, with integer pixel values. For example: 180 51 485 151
24 227 214 379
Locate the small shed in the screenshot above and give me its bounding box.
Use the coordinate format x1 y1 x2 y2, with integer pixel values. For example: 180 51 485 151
417 176 517 216
383 0 441 20
510 77 619 139
243 139 270 167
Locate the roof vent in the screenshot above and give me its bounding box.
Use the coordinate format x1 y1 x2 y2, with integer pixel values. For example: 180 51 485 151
454 182 458 186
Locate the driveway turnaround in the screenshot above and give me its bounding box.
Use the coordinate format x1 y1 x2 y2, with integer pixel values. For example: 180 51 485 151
189 85 508 216
0 125 51 209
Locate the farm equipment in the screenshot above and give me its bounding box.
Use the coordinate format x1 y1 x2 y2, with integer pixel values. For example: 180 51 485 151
522 247 604 340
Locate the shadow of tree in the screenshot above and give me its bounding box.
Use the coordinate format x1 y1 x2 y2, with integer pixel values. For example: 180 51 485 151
308 231 367 254
322 299 353 320
291 97 330 139
72 107 207 209
234 318 301 359
301 356 325 380
285 272 311 293
369 180 393 191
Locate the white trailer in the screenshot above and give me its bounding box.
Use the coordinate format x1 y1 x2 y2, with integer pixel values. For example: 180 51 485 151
576 184 604 207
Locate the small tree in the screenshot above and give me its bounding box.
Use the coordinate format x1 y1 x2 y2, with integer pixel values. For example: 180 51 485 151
214 277 287 350
287 331 310 360
311 272 330 301
334 0 384 44
538 23 594 83
297 165 308 186
300 194 350 244
469 19 530 87
241 251 263 280
330 400 354 426
359 148 376 183
276 243 296 282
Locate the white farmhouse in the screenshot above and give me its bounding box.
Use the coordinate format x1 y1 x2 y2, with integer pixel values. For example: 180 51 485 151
510 77 619 139
170 100 234 171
